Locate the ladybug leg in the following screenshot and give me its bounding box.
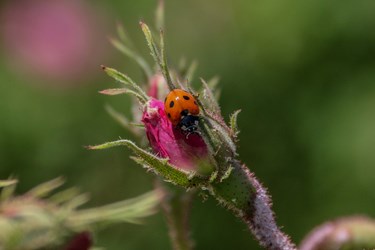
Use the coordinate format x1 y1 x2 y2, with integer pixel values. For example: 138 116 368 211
185 130 201 140
186 132 191 140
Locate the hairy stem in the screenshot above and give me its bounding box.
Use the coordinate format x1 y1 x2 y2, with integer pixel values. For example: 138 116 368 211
210 161 296 250
156 180 195 250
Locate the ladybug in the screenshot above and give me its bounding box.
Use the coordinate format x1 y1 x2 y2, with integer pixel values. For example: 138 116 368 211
164 89 200 134
179 115 200 135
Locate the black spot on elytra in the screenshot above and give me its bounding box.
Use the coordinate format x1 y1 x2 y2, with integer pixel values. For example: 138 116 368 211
183 95 190 100
169 101 174 108
180 109 188 116
167 113 171 118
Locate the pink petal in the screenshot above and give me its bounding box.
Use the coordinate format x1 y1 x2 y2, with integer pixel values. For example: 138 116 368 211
142 99 207 171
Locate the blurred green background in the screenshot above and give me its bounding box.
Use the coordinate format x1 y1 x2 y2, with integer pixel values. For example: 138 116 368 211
1 0 375 249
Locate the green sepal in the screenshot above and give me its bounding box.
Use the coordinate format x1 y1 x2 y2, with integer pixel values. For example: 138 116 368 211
140 22 176 90
140 21 160 64
204 116 237 156
69 190 162 228
99 88 147 104
63 193 90 210
200 78 221 115
229 109 241 138
87 140 207 188
209 171 218 183
109 36 152 78
184 60 198 82
110 22 153 78
26 177 65 198
194 95 236 164
48 187 81 205
220 165 234 182
0 179 18 202
159 29 174 89
105 105 143 136
0 180 17 188
101 66 149 102
155 0 165 30
116 22 135 48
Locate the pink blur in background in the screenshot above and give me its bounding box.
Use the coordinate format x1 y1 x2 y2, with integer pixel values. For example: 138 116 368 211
1 0 109 86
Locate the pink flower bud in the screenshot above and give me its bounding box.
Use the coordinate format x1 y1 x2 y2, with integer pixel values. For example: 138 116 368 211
142 99 208 171
147 74 168 100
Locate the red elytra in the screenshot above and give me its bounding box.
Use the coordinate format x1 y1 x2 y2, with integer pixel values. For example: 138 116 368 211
164 89 199 126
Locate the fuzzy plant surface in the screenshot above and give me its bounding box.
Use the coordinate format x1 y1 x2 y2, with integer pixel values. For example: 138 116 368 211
89 11 296 249
0 178 161 250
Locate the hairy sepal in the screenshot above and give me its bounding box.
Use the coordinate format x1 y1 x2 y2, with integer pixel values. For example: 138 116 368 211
88 140 207 188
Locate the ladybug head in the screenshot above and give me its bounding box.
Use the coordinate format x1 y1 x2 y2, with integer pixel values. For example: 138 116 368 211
178 115 200 137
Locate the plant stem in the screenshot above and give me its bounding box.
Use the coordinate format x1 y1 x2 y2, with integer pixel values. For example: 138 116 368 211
156 181 195 250
210 161 296 250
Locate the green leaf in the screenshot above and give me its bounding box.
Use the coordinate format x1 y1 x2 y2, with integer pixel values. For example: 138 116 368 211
87 139 207 188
